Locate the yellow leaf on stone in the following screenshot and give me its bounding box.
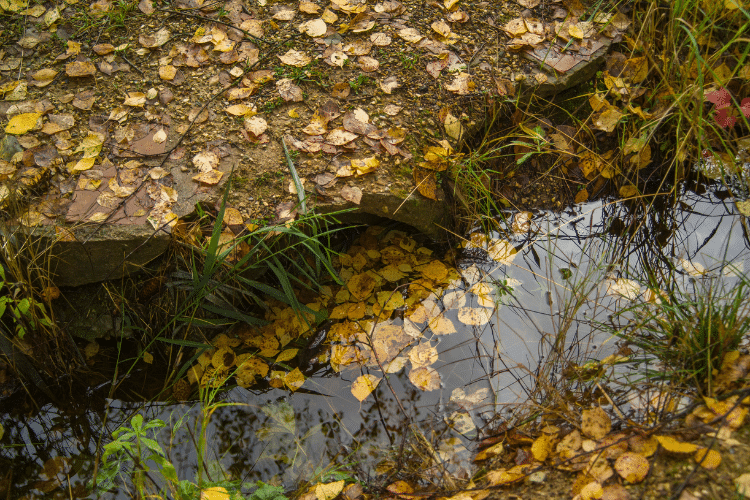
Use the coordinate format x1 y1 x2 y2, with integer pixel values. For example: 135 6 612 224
284 368 305 391
351 374 380 401
569 24 584 39
72 157 96 172
193 170 224 185
5 112 41 134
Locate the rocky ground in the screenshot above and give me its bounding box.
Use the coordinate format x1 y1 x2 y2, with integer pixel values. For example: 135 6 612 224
1 0 623 285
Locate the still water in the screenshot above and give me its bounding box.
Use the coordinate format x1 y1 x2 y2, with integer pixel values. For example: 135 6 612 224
1 183 748 499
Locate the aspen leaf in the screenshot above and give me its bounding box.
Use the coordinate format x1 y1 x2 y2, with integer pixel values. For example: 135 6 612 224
315 481 345 500
276 349 298 362
201 487 230 500
581 407 611 440
408 366 441 391
284 367 305 391
614 452 649 483
351 374 380 401
655 435 698 454
5 112 41 134
694 448 721 470
531 434 552 462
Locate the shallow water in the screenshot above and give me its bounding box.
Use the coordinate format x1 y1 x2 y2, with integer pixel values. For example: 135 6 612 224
2 183 748 499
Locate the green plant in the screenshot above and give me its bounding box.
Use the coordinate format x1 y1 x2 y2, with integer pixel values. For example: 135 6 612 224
610 274 750 396
348 75 373 93
0 266 53 339
398 51 420 70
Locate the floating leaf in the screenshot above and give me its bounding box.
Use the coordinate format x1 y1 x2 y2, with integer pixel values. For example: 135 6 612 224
408 366 441 391
351 374 380 401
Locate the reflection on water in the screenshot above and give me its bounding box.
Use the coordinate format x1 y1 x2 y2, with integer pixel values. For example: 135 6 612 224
2 184 748 498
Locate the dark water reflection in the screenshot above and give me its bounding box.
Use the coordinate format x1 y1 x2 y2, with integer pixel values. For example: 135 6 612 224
2 183 749 499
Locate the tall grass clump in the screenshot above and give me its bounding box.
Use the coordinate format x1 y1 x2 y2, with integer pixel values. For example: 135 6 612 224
607 271 750 398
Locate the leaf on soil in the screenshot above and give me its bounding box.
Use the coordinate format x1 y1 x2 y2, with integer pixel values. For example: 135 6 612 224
65 61 97 77
5 113 41 134
486 468 526 486
159 65 177 80
193 151 219 171
299 0 320 13
244 116 268 137
326 128 358 145
614 452 649 483
398 27 423 42
694 448 721 470
123 92 147 107
278 49 312 66
531 434 552 462
371 32 392 46
226 103 257 117
277 79 304 101
445 72 475 94
581 407 611 440
299 18 327 37
655 436 698 454
139 28 170 48
379 75 401 94
475 441 504 461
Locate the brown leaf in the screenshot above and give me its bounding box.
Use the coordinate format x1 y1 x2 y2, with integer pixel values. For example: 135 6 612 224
340 185 362 204
65 61 96 77
413 167 437 200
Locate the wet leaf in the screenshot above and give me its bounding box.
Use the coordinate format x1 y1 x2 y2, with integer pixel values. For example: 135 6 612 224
284 367 305 391
351 374 381 401
408 366 441 391
457 307 492 326
694 448 721 469
413 168 438 200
